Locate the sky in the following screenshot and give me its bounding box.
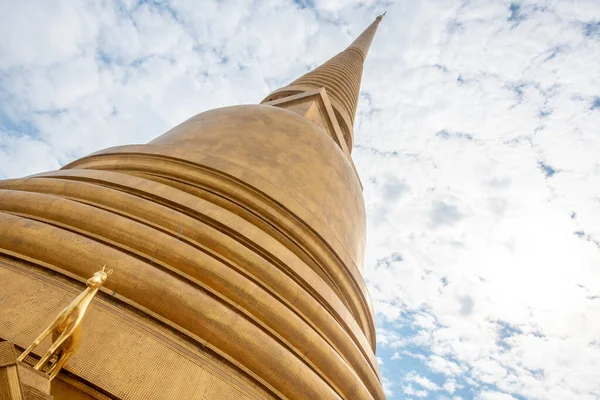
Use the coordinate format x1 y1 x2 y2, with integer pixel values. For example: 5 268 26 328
0 0 599 399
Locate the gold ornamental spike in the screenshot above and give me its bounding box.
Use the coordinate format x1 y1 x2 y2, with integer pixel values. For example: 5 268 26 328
17 267 113 380
262 15 383 151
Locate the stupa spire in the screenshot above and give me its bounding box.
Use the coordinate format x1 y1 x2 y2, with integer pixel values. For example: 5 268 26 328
262 15 383 150
348 14 383 59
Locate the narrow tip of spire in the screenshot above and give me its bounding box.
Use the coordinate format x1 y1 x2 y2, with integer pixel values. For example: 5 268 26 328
377 11 386 21
263 14 384 148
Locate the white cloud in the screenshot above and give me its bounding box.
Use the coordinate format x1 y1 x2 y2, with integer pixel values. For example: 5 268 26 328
426 355 465 377
403 383 429 398
476 391 518 400
0 132 60 178
443 378 457 394
393 350 427 361
0 0 97 69
356 0 600 399
381 375 394 397
404 371 441 391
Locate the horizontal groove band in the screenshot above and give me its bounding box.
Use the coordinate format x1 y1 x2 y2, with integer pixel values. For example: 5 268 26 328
62 152 377 346
0 185 383 399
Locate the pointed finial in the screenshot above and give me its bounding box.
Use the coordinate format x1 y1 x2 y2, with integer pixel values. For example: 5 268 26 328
261 16 383 151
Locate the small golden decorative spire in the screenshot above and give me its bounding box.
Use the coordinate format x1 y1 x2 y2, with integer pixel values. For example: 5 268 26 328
347 15 383 60
17 267 113 380
262 16 383 151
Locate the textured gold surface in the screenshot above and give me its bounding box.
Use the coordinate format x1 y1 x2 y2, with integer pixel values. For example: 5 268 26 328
20 386 52 400
0 343 18 369
0 16 385 400
0 366 23 400
0 342 23 400
0 342 54 400
17 364 52 400
1 261 276 400
51 377 103 400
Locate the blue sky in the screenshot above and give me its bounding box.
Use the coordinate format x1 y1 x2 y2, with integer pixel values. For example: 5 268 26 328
1 0 600 399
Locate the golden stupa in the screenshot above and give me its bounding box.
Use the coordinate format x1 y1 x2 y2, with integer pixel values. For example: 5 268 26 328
0 15 385 400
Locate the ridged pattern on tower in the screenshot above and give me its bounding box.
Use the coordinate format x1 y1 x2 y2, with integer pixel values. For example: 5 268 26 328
264 16 381 150
290 48 364 125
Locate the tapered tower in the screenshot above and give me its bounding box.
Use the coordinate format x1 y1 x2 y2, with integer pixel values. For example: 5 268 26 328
0 15 385 400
